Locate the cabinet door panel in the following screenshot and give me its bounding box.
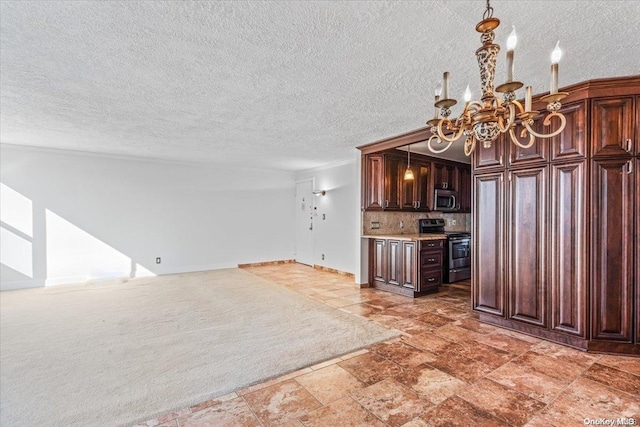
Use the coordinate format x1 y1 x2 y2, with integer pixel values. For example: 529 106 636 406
401 159 417 210
371 239 387 285
473 173 505 316
551 101 587 161
591 97 634 157
457 166 472 212
507 167 547 327
591 159 634 342
550 162 586 336
415 163 431 210
364 155 384 210
402 241 417 289
384 156 402 210
636 157 639 344
473 133 506 171
509 112 549 166
387 240 402 286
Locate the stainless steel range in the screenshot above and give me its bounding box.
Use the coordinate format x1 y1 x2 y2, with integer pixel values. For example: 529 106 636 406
418 219 471 283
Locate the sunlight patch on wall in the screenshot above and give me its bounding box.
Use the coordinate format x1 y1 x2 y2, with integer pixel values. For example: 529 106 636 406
0 227 33 277
45 209 131 285
135 263 155 277
1 183 33 237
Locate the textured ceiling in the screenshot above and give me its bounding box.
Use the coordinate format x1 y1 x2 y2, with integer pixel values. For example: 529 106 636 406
2 1 639 170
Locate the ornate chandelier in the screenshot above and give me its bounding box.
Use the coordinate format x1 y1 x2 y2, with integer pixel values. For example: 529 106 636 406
426 0 568 156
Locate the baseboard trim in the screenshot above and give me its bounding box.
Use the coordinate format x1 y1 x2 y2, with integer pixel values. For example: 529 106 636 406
312 265 355 279
238 260 296 268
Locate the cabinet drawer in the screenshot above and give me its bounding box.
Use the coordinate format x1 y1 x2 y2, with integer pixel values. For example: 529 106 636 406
420 251 443 270
421 270 442 289
421 240 444 250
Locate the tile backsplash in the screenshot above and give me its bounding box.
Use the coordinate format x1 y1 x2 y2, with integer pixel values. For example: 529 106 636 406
363 211 471 235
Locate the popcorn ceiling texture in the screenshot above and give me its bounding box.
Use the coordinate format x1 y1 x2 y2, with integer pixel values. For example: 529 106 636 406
1 1 639 171
363 211 471 235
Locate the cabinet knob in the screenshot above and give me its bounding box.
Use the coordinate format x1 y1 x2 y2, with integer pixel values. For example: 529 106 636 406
428 277 436 282
627 160 634 174
428 258 436 262
626 139 633 152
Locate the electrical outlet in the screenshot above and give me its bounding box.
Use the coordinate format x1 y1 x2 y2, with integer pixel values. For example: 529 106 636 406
321 254 325 260
156 257 161 264
452 219 457 226
371 221 380 229
399 221 404 228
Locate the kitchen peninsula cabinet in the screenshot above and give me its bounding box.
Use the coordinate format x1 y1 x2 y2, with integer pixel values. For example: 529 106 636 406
367 235 445 297
472 76 640 355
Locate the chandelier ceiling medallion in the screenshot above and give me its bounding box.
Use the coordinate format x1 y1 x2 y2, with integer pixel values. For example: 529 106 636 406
426 0 568 156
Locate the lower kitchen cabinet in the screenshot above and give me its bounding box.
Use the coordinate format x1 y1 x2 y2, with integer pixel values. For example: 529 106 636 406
369 238 445 297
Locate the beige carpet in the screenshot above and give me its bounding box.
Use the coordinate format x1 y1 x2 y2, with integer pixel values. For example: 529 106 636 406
0 268 397 427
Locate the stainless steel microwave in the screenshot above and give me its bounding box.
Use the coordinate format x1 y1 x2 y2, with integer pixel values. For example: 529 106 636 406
433 189 459 211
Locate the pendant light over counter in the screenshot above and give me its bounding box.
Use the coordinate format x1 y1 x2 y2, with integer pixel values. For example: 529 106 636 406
404 144 415 181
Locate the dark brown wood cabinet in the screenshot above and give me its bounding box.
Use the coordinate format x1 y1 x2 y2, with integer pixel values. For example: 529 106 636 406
384 156 402 210
472 172 505 316
419 240 444 294
590 157 635 343
508 112 549 166
457 166 472 212
364 155 384 210
507 167 548 328
550 161 587 337
363 149 470 212
473 76 640 354
433 163 458 190
368 237 444 297
403 241 418 290
551 101 587 161
401 160 430 211
591 96 635 157
472 133 506 171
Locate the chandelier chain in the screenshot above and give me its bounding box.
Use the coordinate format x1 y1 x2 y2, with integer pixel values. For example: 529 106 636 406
483 0 494 20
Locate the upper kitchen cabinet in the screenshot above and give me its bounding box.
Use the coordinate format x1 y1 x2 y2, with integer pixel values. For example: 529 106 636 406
362 149 469 212
472 132 506 172
591 96 635 157
433 162 458 190
401 160 431 211
457 166 472 212
508 112 549 167
363 153 402 210
550 100 587 161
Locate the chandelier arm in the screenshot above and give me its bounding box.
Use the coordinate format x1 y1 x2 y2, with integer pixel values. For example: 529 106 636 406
498 101 519 133
427 134 456 154
437 119 466 143
463 137 476 156
521 112 567 139
508 127 535 149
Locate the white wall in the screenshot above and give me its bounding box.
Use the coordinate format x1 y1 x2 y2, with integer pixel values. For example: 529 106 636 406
0 145 295 290
295 159 357 275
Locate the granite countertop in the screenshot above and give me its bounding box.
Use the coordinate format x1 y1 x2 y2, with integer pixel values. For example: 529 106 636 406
361 234 447 241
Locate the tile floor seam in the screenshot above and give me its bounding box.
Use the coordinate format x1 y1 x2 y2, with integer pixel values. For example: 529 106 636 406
452 377 548 426
346 394 393 427
581 363 640 398
239 393 266 427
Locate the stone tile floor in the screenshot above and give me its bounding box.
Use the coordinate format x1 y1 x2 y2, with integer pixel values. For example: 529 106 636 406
139 263 639 427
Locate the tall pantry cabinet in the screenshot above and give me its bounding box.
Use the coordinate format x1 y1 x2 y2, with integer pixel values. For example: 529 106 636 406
472 76 640 355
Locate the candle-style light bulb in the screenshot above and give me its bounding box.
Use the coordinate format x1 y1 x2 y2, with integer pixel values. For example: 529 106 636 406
506 25 517 51
506 25 517 82
463 85 472 103
550 40 562 94
435 81 443 97
551 40 562 64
